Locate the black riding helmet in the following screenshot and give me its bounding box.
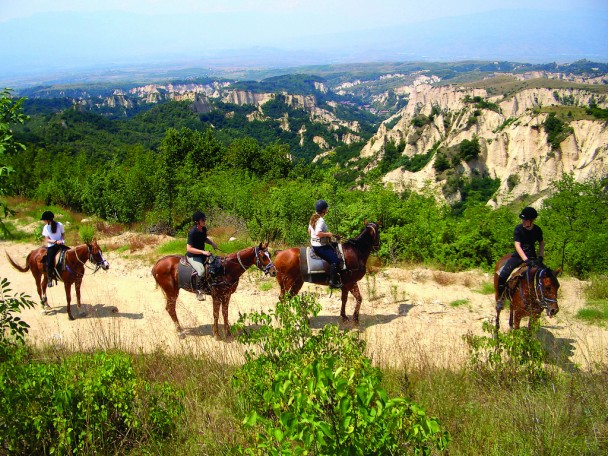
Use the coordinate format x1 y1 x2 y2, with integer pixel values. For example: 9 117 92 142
192 211 206 223
519 207 538 221
315 199 328 213
40 210 54 221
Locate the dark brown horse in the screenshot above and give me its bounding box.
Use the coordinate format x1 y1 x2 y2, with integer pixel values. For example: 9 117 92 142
6 239 110 320
151 243 277 340
273 222 380 324
494 253 561 330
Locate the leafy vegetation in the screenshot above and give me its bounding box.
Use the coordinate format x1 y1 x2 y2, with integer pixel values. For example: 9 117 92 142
233 294 450 454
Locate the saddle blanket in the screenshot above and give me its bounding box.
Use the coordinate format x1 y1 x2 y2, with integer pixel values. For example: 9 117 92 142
299 244 346 276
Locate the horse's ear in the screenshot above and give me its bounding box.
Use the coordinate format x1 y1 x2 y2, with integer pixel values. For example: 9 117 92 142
555 267 562 276
363 219 367 226
377 220 383 228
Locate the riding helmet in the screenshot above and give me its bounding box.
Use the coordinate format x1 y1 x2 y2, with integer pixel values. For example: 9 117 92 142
519 207 538 221
315 199 329 213
192 211 206 222
40 210 55 221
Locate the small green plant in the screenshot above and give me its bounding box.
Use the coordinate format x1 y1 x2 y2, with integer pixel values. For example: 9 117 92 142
156 238 187 255
577 275 608 325
79 224 96 244
365 273 378 300
233 294 449 455
450 298 469 307
258 281 274 292
464 320 551 386
0 277 36 359
474 282 495 295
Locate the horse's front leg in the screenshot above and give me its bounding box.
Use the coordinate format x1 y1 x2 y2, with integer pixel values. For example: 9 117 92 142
64 282 75 321
39 275 52 311
75 276 83 309
221 296 233 342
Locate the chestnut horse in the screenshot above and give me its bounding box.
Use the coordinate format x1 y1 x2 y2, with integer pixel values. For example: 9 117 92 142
273 222 380 324
6 239 110 320
494 253 561 330
151 243 277 340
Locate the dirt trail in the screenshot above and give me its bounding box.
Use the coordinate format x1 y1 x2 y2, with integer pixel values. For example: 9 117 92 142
2 238 606 370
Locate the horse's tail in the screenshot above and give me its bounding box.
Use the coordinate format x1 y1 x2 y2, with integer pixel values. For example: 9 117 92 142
5 251 31 273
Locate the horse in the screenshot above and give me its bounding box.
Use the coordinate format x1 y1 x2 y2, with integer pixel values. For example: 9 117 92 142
151 243 277 340
494 253 561 330
5 239 110 320
273 222 380 324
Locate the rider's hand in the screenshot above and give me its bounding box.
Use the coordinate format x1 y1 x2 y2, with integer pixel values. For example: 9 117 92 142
524 259 531 266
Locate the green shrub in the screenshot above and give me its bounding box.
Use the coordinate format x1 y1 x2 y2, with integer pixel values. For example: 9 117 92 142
0 351 185 454
78 224 96 244
464 320 552 386
0 277 35 360
233 294 449 455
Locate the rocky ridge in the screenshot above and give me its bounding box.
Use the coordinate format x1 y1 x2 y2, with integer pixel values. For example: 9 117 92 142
360 82 608 206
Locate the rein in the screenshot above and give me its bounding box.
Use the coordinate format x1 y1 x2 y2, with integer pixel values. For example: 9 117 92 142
521 266 556 310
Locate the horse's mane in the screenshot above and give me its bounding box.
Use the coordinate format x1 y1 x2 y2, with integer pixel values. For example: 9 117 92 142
344 224 376 247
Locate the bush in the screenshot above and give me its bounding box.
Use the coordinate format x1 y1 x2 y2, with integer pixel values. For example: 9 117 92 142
0 277 35 360
233 294 449 454
0 351 185 454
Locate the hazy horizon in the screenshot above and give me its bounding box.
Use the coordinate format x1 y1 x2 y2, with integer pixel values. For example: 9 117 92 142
1 0 607 87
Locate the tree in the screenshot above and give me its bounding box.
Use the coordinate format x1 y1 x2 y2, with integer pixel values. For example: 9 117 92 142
0 89 28 236
542 173 608 276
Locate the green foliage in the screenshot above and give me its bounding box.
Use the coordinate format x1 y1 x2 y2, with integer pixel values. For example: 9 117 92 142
586 101 608 120
0 277 36 359
577 275 608 325
1 89 29 235
464 320 552 386
0 350 185 454
78 224 96 244
543 113 573 150
542 173 608 277
463 95 501 113
458 136 481 162
233 294 449 455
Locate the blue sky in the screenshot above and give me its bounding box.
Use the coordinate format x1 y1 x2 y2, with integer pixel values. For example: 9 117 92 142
1 0 607 85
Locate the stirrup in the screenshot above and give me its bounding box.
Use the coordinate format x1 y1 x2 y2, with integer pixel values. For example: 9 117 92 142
329 282 343 289
196 290 206 301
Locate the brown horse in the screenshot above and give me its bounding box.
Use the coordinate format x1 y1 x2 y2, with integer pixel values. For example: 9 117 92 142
6 239 110 320
494 253 561 330
151 243 277 340
273 222 380 324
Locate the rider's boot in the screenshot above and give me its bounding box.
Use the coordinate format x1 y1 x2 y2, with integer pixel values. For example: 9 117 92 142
329 263 342 289
496 281 506 311
47 266 54 287
196 274 206 301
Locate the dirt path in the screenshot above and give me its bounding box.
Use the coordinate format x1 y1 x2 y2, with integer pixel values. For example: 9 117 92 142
2 238 606 370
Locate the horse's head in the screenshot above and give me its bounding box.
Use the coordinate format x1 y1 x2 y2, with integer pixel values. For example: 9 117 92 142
535 266 561 317
88 239 110 271
366 222 381 251
255 243 277 277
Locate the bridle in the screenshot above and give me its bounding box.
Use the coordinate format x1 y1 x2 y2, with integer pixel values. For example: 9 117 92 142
74 244 109 273
236 246 276 274
522 266 558 312
367 222 380 251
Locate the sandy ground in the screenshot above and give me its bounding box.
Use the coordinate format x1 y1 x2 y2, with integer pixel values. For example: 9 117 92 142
2 237 607 371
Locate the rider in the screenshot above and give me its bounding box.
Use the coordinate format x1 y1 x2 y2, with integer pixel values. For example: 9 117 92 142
186 211 218 300
309 199 342 289
496 206 545 310
41 210 66 287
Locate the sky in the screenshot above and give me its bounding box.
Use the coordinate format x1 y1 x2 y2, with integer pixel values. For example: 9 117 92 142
1 0 607 85
2 0 606 29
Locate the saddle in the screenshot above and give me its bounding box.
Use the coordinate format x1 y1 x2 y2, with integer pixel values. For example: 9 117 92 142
299 244 346 276
45 245 70 284
178 256 223 295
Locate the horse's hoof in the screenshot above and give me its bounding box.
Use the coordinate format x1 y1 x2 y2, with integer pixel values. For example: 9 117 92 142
68 315 75 321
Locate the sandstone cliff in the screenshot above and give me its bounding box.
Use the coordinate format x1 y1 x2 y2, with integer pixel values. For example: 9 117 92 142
360 82 608 206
